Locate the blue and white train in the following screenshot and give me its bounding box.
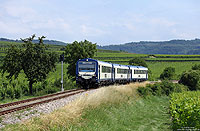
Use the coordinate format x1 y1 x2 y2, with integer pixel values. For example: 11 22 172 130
76 58 148 88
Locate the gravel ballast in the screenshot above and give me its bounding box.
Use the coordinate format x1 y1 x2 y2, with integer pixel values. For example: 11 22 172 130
0 89 96 128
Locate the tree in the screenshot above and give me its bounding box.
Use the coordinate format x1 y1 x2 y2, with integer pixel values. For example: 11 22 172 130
179 70 200 90
0 35 57 95
64 40 97 77
129 57 148 67
160 67 175 80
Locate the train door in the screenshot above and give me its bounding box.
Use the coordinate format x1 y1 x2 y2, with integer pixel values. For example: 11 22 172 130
114 68 115 81
99 65 100 80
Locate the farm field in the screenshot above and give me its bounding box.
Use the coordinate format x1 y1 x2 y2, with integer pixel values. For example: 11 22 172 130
147 62 199 80
95 49 200 80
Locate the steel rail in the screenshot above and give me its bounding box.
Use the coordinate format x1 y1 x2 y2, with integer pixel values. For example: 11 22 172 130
0 88 80 109
0 89 86 116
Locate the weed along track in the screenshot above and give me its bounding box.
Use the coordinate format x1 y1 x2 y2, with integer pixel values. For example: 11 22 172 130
0 89 86 116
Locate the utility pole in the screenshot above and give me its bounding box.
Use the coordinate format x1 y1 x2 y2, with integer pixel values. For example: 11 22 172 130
60 54 64 91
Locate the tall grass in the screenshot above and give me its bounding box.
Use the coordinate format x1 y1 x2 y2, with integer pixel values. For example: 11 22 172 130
3 82 149 130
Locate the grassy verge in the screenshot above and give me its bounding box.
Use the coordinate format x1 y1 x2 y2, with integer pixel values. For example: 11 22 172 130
3 82 171 130
70 96 171 131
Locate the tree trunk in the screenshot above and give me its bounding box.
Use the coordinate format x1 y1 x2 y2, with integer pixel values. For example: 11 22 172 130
29 81 33 95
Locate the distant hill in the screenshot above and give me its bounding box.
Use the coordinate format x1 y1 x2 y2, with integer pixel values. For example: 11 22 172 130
0 38 67 46
97 39 200 55
2 37 200 54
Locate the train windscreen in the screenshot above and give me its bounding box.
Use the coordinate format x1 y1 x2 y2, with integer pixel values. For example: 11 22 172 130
78 62 96 72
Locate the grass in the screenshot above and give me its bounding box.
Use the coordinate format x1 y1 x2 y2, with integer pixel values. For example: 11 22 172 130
148 62 198 80
2 82 171 130
70 96 171 131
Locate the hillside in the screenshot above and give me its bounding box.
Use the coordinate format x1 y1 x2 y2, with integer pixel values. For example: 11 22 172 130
97 39 200 55
0 38 67 46
1 38 200 54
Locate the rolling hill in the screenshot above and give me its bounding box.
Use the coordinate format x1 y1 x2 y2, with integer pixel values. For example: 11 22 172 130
97 39 200 55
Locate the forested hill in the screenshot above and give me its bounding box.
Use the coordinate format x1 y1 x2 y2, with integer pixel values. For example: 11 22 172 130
97 39 200 55
0 38 67 46
2 37 200 54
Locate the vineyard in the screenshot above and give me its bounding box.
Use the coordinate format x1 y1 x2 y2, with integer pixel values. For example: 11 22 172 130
170 91 200 130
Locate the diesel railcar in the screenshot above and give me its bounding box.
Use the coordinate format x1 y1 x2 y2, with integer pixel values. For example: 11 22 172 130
76 58 148 89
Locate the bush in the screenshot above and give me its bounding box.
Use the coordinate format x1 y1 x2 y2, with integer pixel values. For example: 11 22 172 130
160 67 175 80
137 81 188 97
14 86 22 99
129 57 148 67
0 87 6 100
179 70 200 90
6 85 15 99
174 84 188 93
192 64 200 70
137 86 152 97
170 91 200 130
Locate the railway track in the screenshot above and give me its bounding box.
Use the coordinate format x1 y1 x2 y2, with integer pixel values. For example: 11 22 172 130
0 88 86 116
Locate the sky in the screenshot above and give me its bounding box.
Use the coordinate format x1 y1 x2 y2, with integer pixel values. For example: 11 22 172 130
0 0 200 45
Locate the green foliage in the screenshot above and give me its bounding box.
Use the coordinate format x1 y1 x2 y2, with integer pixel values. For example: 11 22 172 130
160 67 175 80
137 86 152 96
170 91 200 130
64 40 97 77
0 35 58 94
179 70 200 90
137 81 188 97
129 57 148 67
192 64 200 70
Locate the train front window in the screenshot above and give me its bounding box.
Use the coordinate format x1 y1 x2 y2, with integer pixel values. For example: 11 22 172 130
78 62 96 72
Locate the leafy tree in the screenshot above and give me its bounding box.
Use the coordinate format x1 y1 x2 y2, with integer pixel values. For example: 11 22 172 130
160 67 175 80
179 70 200 90
64 40 97 77
129 57 148 67
0 35 57 95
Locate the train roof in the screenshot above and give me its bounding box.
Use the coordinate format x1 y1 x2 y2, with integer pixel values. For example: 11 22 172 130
113 63 129 68
77 58 112 65
129 65 148 69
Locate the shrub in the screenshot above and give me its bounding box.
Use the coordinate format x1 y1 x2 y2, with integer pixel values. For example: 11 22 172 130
170 91 200 130
160 67 175 80
14 86 22 99
0 87 6 100
137 86 152 97
137 81 188 97
192 64 200 70
174 84 188 93
129 57 148 67
6 85 15 99
179 70 200 90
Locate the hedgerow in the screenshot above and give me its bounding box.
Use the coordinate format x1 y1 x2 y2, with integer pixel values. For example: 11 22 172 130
137 81 188 97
